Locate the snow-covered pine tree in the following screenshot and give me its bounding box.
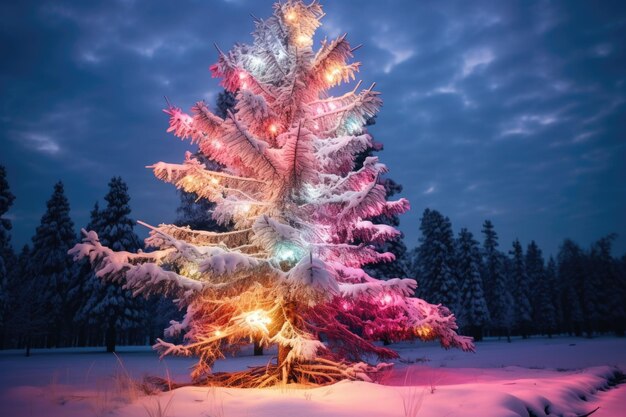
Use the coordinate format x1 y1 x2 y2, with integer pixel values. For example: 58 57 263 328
30 181 76 347
70 0 472 386
71 202 105 346
456 228 489 341
481 220 512 340
0 165 16 347
84 177 146 352
557 239 585 336
414 209 459 310
510 239 531 338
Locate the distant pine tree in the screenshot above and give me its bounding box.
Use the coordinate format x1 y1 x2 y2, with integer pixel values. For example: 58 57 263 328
30 182 76 347
510 239 532 338
415 209 459 310
480 220 512 340
6 245 49 355
526 241 555 336
83 177 146 352
456 228 489 341
557 239 585 336
541 256 559 336
72 202 105 346
0 165 16 346
589 235 624 335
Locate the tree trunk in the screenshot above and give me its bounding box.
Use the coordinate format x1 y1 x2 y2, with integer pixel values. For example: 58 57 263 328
278 343 292 384
253 340 264 356
105 319 116 353
277 301 296 383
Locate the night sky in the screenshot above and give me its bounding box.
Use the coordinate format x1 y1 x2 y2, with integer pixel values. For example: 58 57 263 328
1 0 625 257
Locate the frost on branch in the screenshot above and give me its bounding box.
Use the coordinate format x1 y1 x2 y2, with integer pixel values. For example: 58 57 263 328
70 0 474 387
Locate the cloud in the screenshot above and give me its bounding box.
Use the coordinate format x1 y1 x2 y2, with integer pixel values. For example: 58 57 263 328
19 133 61 155
462 48 494 78
424 185 436 195
371 27 415 74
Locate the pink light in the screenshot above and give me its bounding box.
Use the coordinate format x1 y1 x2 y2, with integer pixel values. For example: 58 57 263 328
381 293 393 305
342 301 349 311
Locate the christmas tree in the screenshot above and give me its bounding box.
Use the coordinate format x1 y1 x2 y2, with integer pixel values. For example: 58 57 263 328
70 0 472 387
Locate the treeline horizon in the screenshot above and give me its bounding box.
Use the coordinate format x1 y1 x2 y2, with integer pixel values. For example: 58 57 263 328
1 164 624 355
399 208 626 342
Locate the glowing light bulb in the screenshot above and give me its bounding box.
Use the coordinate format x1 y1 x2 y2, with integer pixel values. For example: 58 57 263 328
296 34 309 46
286 11 296 21
250 56 264 68
316 107 323 115
326 67 341 82
241 204 251 213
381 294 393 305
329 102 336 110
215 329 223 337
415 326 433 338
244 310 272 333
268 123 278 134
342 301 349 311
212 140 222 149
210 177 219 185
238 72 247 80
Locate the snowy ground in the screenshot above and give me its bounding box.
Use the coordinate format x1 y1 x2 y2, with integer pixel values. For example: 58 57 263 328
1 336 624 417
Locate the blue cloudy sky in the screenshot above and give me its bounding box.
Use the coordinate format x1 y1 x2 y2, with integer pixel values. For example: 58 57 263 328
1 0 625 257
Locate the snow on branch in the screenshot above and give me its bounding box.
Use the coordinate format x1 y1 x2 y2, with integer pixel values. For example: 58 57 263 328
277 123 317 188
69 229 204 303
284 254 339 302
223 111 280 179
352 220 402 244
315 132 372 174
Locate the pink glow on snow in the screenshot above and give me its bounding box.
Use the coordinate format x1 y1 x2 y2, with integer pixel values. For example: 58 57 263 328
0 337 624 417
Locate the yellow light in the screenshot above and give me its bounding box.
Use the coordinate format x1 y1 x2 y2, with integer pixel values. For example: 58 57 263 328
210 177 219 185
325 67 341 82
215 329 223 337
296 34 309 46
245 310 272 333
286 11 296 21
268 123 278 134
181 175 196 188
415 326 433 338
241 204 251 213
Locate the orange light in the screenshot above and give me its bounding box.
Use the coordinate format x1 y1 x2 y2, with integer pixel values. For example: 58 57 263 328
245 310 272 333
415 326 433 338
286 11 296 21
269 124 278 134
296 34 309 46
210 177 219 185
325 67 341 82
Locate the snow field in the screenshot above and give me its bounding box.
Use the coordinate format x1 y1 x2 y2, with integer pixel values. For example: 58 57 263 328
0 336 624 417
